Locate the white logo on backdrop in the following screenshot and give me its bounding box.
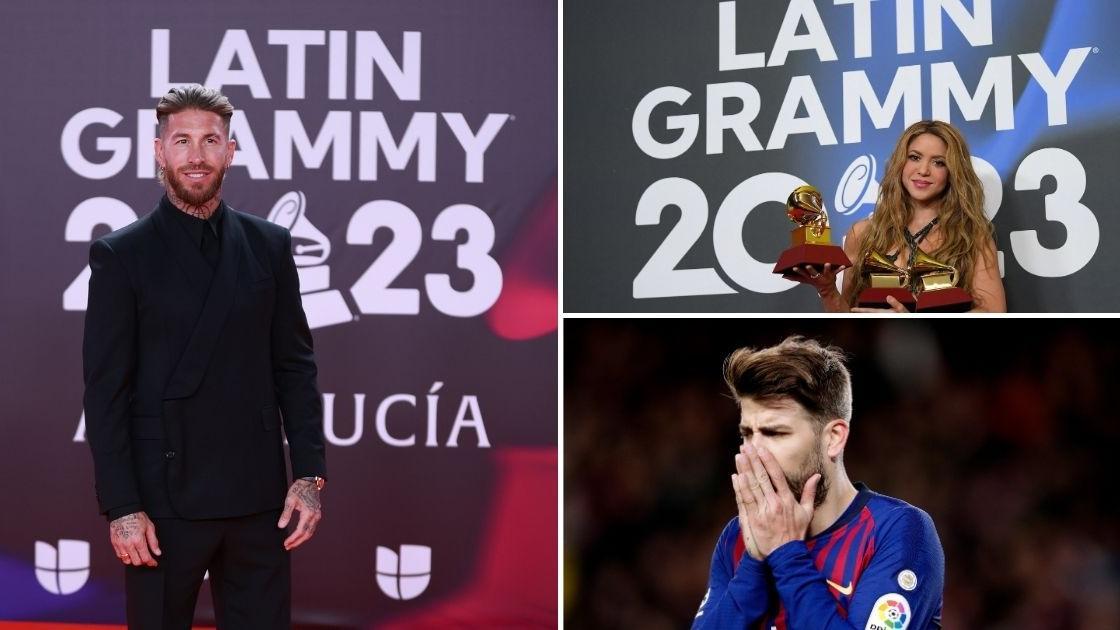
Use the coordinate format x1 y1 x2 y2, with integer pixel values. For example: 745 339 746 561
632 149 1093 298
835 154 879 216
63 191 503 318
35 539 90 595
62 29 508 318
375 544 431 600
76 382 492 448
627 1 1100 301
267 191 354 329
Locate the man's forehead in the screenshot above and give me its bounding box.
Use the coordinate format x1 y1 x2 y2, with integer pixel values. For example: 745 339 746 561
163 109 225 134
738 396 810 425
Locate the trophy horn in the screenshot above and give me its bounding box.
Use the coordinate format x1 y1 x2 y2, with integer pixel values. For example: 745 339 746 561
862 251 909 289
786 185 829 237
863 251 903 273
911 251 958 289
772 183 853 279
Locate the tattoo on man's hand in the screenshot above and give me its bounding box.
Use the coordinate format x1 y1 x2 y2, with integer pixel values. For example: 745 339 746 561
291 479 321 512
111 514 142 541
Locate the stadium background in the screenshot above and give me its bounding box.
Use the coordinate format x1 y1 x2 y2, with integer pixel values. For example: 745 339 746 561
565 319 1119 629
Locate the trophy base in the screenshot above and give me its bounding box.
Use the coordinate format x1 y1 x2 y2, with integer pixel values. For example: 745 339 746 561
857 287 916 311
773 245 852 281
915 287 973 312
791 226 831 246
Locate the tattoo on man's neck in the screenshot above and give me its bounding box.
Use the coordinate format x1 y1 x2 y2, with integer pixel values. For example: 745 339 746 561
166 188 220 220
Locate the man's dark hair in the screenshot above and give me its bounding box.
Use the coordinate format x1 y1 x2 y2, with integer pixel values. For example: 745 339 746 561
723 336 852 426
155 84 234 138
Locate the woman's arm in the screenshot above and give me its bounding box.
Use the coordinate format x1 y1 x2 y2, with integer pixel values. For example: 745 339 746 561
817 220 866 312
837 221 865 307
793 220 874 313
968 235 1006 312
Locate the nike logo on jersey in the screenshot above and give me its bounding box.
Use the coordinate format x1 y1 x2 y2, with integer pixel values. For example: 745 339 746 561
826 579 854 595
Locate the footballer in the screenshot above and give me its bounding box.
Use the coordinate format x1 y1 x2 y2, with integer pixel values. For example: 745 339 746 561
692 337 944 630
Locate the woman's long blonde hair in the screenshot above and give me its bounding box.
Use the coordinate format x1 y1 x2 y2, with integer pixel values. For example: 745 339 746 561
847 120 993 305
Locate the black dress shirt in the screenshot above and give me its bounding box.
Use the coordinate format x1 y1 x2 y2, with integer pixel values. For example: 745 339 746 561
163 195 224 269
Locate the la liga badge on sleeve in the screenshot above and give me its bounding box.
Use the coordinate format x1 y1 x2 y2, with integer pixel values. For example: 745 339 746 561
865 593 911 630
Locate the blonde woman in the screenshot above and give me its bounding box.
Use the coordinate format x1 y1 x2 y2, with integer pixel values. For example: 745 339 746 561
793 120 1006 313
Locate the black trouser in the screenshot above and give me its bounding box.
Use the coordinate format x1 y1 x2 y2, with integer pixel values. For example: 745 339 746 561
124 509 290 629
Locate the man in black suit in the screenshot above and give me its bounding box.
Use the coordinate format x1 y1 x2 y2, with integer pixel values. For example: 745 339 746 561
83 84 327 628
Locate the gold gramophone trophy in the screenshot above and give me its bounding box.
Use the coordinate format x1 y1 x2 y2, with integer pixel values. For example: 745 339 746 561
856 252 916 311
772 185 852 281
912 252 973 312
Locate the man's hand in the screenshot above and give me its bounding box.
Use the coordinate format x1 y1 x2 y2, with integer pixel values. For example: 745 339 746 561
731 461 764 561
110 511 161 567
733 443 819 558
277 478 322 551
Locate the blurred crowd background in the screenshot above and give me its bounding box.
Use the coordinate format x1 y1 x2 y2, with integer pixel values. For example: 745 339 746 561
564 320 1119 629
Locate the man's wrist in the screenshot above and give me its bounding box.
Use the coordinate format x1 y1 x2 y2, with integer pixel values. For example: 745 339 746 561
106 504 143 522
299 475 326 491
764 539 809 567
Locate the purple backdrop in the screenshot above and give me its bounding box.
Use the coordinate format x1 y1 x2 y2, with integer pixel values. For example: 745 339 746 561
0 1 557 626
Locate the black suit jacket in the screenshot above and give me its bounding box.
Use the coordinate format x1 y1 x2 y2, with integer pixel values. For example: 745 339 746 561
83 196 326 521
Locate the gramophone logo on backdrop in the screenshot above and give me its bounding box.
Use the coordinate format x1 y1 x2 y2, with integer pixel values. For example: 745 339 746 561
375 544 431 600
266 191 354 329
35 539 90 595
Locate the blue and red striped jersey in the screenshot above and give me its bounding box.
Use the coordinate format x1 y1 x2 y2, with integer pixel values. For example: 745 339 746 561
691 483 944 630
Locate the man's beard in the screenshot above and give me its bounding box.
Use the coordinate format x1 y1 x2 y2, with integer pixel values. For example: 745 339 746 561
167 163 226 208
784 442 830 509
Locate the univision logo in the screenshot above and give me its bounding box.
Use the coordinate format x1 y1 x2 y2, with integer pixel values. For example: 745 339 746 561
375 544 431 600
35 539 90 595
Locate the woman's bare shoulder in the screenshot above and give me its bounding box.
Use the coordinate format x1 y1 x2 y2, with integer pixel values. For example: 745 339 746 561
845 218 872 243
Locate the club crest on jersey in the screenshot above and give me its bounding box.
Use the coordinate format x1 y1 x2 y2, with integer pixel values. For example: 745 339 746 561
897 569 918 591
865 593 910 630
